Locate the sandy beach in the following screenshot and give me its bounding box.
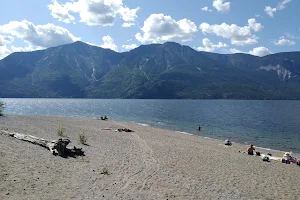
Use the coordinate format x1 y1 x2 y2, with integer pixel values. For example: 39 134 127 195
1 115 300 200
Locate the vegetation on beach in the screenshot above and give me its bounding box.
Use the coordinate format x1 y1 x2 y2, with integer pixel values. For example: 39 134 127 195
56 125 67 138
0 101 5 116
100 167 109 175
78 133 88 145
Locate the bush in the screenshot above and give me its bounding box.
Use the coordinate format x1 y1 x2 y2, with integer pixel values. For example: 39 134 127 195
78 134 88 145
100 167 109 175
56 125 67 137
0 101 5 116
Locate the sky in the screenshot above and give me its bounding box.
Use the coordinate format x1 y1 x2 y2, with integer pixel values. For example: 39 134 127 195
0 0 299 59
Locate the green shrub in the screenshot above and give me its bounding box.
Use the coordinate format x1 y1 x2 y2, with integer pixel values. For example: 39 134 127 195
56 125 66 137
78 134 88 145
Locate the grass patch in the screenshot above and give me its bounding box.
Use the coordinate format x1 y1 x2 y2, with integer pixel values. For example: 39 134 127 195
0 101 5 116
100 167 109 175
56 125 67 138
78 133 88 145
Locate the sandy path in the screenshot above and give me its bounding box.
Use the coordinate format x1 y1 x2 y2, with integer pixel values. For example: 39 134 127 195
1 115 300 200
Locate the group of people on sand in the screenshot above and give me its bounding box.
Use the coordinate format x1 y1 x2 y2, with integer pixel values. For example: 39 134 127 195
196 124 300 165
245 144 300 164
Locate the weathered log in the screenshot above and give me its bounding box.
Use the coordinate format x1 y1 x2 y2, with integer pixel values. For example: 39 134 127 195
0 130 84 157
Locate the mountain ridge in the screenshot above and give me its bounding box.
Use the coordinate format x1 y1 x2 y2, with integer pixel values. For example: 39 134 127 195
1 41 300 99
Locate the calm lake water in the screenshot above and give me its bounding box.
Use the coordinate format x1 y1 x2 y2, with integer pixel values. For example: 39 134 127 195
1 98 300 153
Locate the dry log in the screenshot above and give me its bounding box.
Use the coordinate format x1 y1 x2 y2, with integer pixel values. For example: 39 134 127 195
0 130 84 157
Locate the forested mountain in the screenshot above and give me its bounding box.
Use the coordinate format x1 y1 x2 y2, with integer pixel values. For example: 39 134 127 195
1 41 300 99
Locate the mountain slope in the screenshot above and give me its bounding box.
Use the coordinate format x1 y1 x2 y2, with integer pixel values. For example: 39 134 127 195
1 41 300 99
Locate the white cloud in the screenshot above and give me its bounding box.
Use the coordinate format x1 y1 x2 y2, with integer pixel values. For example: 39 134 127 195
48 0 139 26
0 45 11 59
122 22 135 27
248 18 263 32
100 35 118 51
48 0 75 23
135 13 197 43
264 6 277 17
229 48 243 54
229 46 272 57
249 46 271 57
284 32 300 40
273 36 295 46
199 18 263 46
10 45 42 52
201 7 212 12
118 6 140 22
277 0 292 10
0 35 14 46
265 0 292 17
197 38 228 52
212 0 230 13
122 43 138 50
0 20 79 48
0 34 44 59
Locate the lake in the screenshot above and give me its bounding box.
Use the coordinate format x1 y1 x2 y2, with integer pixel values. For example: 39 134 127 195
1 98 300 153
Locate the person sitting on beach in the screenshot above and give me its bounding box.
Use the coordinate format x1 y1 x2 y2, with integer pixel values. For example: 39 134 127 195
283 152 296 163
100 115 108 120
247 144 255 155
224 140 232 146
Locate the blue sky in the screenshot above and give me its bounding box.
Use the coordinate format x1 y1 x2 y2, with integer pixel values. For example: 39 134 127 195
0 0 299 59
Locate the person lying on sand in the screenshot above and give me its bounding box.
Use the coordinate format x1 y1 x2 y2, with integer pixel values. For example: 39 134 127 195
247 144 255 155
117 128 134 132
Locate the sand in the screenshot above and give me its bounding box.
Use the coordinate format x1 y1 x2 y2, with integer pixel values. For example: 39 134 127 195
1 115 300 200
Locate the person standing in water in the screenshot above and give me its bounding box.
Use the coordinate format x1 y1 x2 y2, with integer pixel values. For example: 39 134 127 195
197 125 201 131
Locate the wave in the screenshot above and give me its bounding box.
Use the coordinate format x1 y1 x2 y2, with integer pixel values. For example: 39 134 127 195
137 123 149 127
175 131 193 136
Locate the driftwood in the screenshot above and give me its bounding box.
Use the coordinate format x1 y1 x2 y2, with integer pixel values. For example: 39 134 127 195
0 130 84 157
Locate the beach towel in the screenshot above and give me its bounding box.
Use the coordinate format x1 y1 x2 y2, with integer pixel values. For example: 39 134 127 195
260 154 281 161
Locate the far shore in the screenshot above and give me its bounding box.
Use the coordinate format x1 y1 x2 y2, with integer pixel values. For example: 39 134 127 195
1 114 300 200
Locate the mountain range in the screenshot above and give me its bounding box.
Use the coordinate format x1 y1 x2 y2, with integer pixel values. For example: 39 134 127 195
1 41 300 99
